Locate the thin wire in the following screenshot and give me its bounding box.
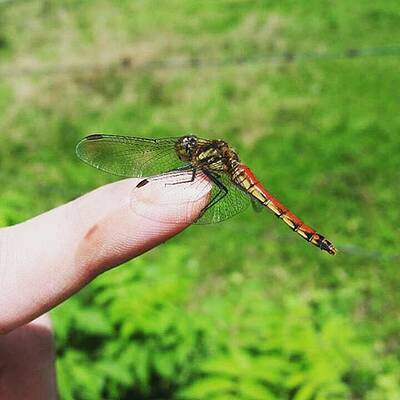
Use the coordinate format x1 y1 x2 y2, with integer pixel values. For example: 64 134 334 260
250 230 400 261
1 45 400 78
34 184 400 262
0 0 255 6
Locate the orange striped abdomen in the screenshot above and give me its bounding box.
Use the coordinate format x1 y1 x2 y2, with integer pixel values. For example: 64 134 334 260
232 164 336 255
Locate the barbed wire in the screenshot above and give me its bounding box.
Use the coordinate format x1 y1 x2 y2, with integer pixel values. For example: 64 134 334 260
1 44 400 78
1 2 398 261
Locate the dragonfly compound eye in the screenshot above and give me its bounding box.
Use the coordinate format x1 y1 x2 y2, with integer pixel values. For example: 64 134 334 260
183 135 198 148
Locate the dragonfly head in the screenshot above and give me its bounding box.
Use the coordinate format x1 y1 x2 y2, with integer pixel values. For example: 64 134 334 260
176 135 199 161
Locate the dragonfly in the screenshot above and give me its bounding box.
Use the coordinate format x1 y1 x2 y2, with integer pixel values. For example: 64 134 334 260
76 134 337 255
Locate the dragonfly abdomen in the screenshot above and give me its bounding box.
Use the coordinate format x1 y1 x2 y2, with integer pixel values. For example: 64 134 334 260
233 164 336 255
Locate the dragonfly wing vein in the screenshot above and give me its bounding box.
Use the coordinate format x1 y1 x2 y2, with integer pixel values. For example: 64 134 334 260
76 134 186 177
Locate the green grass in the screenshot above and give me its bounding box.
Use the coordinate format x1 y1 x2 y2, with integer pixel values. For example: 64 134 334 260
1 1 400 399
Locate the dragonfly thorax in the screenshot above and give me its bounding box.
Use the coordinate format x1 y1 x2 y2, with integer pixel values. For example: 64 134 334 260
176 135 240 172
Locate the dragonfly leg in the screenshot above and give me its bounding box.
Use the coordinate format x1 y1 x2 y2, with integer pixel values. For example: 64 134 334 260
201 171 228 212
136 165 194 188
164 166 197 186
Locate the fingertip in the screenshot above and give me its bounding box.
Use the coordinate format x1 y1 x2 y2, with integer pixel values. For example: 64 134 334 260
75 173 211 273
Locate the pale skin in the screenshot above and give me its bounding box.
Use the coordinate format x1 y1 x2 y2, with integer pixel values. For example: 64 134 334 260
0 175 210 399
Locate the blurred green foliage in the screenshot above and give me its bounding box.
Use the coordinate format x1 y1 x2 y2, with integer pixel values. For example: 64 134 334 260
1 0 400 399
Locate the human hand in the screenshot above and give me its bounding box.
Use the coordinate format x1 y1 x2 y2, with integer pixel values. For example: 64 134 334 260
0 176 210 399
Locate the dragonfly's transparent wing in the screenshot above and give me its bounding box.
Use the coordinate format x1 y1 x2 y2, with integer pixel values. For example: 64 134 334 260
251 197 263 212
76 134 187 177
195 172 251 224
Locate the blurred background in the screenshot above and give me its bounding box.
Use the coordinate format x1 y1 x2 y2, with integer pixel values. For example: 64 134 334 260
1 1 400 399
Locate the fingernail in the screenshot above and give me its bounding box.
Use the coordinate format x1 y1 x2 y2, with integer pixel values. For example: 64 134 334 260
130 172 212 224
